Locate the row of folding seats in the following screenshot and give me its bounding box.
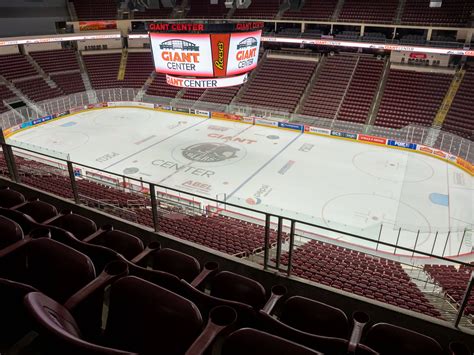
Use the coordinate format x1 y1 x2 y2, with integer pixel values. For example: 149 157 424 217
14 77 64 102
0 186 467 355
424 264 474 316
280 239 441 319
146 72 182 98
237 57 316 112
337 57 385 124
301 55 358 119
338 0 400 24
121 52 154 89
442 68 474 140
402 0 474 26
72 0 118 20
374 69 452 129
198 85 240 105
282 0 337 20
30 49 81 74
0 54 38 81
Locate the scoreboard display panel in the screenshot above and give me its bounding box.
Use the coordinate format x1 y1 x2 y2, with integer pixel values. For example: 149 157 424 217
149 31 261 78
148 21 263 88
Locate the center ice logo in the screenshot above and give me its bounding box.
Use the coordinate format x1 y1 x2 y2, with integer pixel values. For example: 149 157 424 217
182 142 240 163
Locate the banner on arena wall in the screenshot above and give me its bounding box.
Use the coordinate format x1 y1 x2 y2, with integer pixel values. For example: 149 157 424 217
171 107 190 114
194 110 210 117
456 157 474 174
211 112 243 121
278 122 304 132
387 140 417 150
55 110 70 118
69 106 87 113
417 145 447 159
242 116 254 124
165 73 248 88
254 118 279 127
79 21 117 31
331 130 358 140
4 124 21 137
304 126 331 136
31 115 53 126
358 134 387 145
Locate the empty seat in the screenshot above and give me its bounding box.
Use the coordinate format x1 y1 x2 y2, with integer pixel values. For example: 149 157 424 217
0 187 25 208
24 292 135 355
0 215 23 250
0 238 96 303
222 328 323 355
104 276 203 355
210 271 267 310
87 228 144 261
152 248 201 282
279 296 349 338
15 199 58 223
363 323 444 355
0 278 37 346
47 212 97 240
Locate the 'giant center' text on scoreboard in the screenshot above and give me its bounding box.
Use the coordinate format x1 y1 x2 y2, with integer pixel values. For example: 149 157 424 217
148 22 263 88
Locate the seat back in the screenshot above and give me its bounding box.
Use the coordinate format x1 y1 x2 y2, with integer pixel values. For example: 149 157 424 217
210 271 266 309
24 292 136 355
363 323 444 355
91 229 144 260
26 238 96 303
105 276 203 355
0 278 37 346
0 187 25 208
280 296 349 338
48 212 97 240
221 328 323 355
0 214 23 250
152 248 201 282
17 199 58 223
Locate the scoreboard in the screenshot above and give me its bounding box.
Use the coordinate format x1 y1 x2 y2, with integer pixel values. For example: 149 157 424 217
148 21 263 88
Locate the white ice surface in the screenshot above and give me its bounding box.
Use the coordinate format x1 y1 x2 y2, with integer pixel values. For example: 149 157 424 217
9 108 473 258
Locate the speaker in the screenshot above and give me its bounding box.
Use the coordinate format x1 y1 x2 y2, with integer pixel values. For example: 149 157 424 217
236 0 251 9
288 0 303 10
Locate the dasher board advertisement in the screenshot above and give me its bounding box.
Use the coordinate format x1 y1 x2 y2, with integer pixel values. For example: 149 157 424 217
150 30 261 78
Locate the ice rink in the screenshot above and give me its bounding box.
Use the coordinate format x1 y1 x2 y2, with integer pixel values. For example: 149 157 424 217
9 107 473 258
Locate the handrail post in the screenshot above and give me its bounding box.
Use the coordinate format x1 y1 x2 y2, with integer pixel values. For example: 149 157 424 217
430 231 439 255
393 227 401 254
375 223 383 251
0 129 20 183
150 183 159 232
263 214 271 270
275 216 283 269
454 273 474 328
287 220 296 277
66 160 79 204
412 230 420 257
457 229 467 256
442 231 451 257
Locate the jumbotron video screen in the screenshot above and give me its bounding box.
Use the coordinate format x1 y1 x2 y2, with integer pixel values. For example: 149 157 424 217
148 22 263 88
